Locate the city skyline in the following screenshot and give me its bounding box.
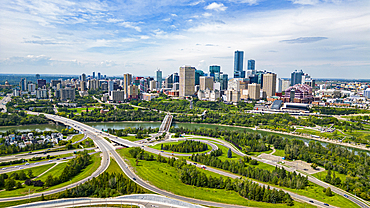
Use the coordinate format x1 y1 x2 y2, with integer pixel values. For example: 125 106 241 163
0 0 369 78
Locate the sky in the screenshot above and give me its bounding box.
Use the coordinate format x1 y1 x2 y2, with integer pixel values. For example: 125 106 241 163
0 0 369 79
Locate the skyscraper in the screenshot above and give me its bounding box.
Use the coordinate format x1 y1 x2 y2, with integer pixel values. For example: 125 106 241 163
291 70 304 86
81 73 86 82
19 78 27 91
262 73 277 97
156 69 162 89
194 70 204 85
234 50 244 78
92 71 95 79
209 65 220 77
248 83 261 100
98 72 101 79
123 73 132 99
179 66 195 97
199 76 214 91
247 60 255 75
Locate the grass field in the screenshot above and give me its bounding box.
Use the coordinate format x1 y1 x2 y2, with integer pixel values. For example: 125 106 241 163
68 107 100 114
312 170 348 184
295 128 345 138
117 148 315 208
247 149 273 156
105 157 123 175
37 162 67 181
150 141 211 155
0 153 101 198
273 149 285 157
70 134 84 143
120 135 142 142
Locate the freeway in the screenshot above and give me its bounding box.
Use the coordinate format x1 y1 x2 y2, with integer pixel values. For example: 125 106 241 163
0 94 11 113
0 146 96 163
0 151 98 175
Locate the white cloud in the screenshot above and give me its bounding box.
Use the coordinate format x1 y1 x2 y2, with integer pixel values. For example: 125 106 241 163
171 14 177 17
118 21 142 32
162 18 171 22
189 0 205 6
205 2 227 12
228 0 260 5
290 0 320 5
203 12 212 17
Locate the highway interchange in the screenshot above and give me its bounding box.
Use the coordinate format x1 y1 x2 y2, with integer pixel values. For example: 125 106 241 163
0 112 369 208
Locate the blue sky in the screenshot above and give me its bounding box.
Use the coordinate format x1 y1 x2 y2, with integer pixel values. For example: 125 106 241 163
0 0 369 78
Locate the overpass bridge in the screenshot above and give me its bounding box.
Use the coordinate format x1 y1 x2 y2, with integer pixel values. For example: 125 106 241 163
159 114 173 133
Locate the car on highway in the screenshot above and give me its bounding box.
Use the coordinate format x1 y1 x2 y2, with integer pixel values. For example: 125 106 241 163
35 163 39 165
132 177 136 180
2 168 6 170
324 203 329 206
309 200 314 203
344 194 348 198
57 158 60 160
193 163 197 165
48 160 52 162
63 157 66 159
25 162 30 165
15 166 19 168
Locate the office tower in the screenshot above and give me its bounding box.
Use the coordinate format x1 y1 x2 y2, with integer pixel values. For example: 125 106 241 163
199 76 214 91
173 73 179 83
221 74 228 91
81 73 87 82
123 73 132 99
179 66 195 97
165 74 174 88
247 60 255 75
156 69 162 89
80 81 86 91
234 50 244 78
97 72 101 79
60 88 75 101
291 70 304 86
248 83 261 100
209 65 220 77
36 74 40 80
51 80 61 88
108 80 114 92
36 89 47 99
276 78 282 93
20 78 27 91
262 73 277 97
37 79 46 88
92 72 95 79
194 69 204 85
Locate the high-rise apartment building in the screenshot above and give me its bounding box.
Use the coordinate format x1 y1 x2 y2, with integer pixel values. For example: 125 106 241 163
199 76 214 91
209 65 220 77
51 80 62 88
60 88 75 101
291 70 304 86
156 69 162 89
19 78 27 91
28 83 36 92
179 66 195 97
110 90 124 102
234 51 244 78
123 73 132 99
221 74 228 91
92 72 95 79
282 79 291 91
37 79 46 88
108 80 114 92
88 79 99 90
128 85 138 99
81 73 87 82
149 80 156 91
262 73 277 97
97 72 101 80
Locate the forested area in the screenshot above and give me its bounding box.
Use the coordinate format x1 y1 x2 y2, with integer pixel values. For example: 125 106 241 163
0 142 53 156
311 107 370 115
6 98 56 113
190 154 309 190
106 127 158 137
161 140 208 153
44 151 91 187
127 148 294 205
0 112 49 126
67 109 165 122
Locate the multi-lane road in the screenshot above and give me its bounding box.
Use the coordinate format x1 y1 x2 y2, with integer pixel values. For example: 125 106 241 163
0 94 11 113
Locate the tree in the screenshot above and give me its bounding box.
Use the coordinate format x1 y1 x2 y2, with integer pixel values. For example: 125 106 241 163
16 182 22 189
311 163 317 170
4 178 15 191
227 148 232 158
325 187 333 196
18 170 27 180
41 194 45 201
27 169 33 178
25 179 32 186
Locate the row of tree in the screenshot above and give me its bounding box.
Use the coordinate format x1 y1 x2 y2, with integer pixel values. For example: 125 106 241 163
190 154 309 190
160 140 208 153
0 112 49 126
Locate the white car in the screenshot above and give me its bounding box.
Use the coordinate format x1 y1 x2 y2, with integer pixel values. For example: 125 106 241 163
19 167 23 169
25 163 30 165
14 166 19 168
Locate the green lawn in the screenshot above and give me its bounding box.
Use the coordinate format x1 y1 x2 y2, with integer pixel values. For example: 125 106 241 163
312 170 348 184
247 149 273 156
37 162 67 181
117 148 314 208
0 153 101 198
273 149 285 157
79 138 95 148
150 141 211 155
68 107 100 114
105 157 123 175
120 135 142 142
70 134 84 143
